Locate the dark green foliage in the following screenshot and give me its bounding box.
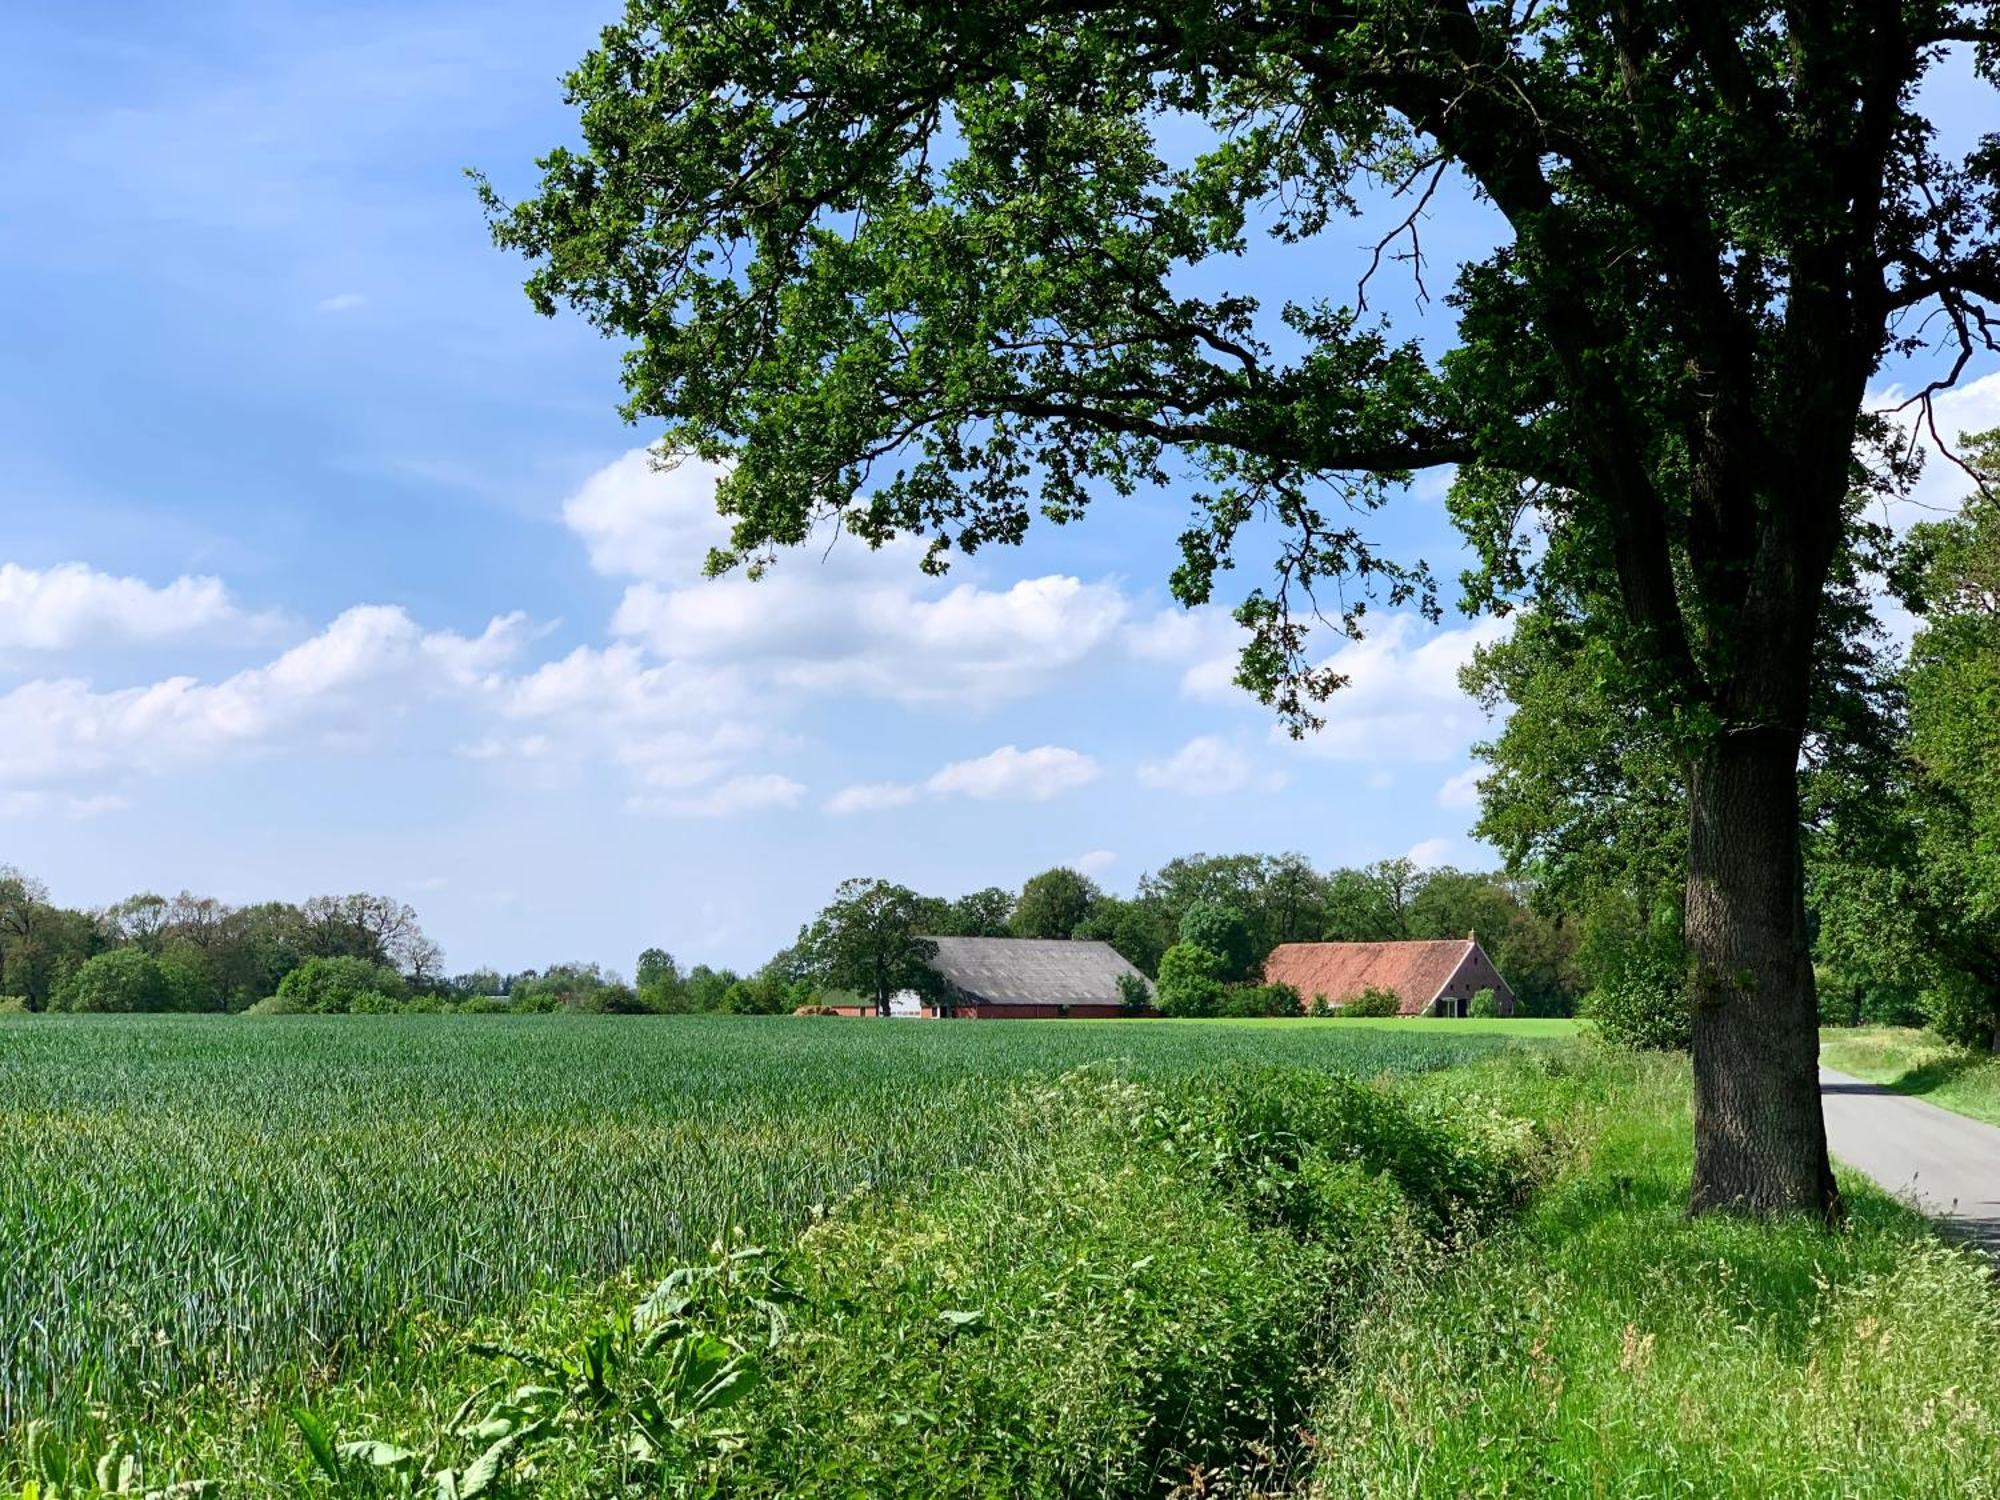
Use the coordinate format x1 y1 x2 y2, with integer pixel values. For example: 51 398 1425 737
1216 982 1304 1019
1583 930 1691 1053
800 878 940 1016
274 956 410 1014
1074 893 1174 977
1468 988 1500 1019
1155 942 1228 1018
1340 988 1402 1019
1177 900 1256 982
307 1064 1542 1496
942 887 1015 938
1114 971 1151 1015
52 949 171 1014
1009 867 1100 940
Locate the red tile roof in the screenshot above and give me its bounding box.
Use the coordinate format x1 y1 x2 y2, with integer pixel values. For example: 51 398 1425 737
1261 940 1477 1015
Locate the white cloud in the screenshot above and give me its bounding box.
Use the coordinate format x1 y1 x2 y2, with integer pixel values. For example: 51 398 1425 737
563 450 733 584
316 291 366 313
1072 849 1118 877
0 605 529 789
925 744 1101 802
1137 735 1254 796
1437 765 1484 809
633 773 806 819
1407 837 1456 870
825 781 921 815
1279 613 1512 763
570 449 1131 710
1870 370 2000 528
1368 769 1395 790
0 562 260 651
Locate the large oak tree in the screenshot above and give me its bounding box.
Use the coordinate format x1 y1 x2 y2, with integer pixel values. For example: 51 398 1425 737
486 1 2000 1215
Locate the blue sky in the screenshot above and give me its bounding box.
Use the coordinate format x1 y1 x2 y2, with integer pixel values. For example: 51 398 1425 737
3 3 1996 976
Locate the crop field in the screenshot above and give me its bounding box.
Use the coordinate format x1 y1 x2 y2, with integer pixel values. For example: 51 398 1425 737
0 1014 1532 1437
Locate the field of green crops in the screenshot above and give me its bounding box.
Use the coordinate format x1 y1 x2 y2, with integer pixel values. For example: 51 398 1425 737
0 1014 1530 1439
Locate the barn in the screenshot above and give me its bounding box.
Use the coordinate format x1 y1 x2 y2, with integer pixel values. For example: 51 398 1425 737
1261 935 1517 1017
919 936 1153 1019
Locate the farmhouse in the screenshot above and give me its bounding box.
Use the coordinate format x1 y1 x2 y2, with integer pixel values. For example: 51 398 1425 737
1262 935 1516 1017
920 935 1152 1019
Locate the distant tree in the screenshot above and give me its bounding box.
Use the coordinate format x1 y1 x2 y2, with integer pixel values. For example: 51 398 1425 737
0 869 101 1010
276 956 409 1014
1320 866 1406 943
945 887 1015 938
1177 902 1255 984
1468 988 1500 1019
1010 868 1100 940
1154 942 1227 1019
636 948 678 990
301 894 439 977
157 941 220 1012
1074 895 1174 977
801 878 941 1017
683 964 741 1012
1115 971 1152 1016
104 893 171 954
1138 852 1331 963
54 949 170 1013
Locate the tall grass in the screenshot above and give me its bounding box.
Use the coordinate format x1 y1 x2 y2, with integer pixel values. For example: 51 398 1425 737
0 1014 1521 1434
1312 1049 2000 1498
1820 1025 2000 1127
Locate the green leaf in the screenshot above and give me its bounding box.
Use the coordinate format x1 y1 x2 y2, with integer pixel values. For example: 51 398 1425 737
336 1440 417 1470
290 1408 342 1482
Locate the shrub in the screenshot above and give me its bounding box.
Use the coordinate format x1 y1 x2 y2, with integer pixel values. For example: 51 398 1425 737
1115 971 1153 1014
791 1003 846 1016
1217 981 1304 1018
1583 941 1691 1051
1155 942 1229 1017
1340 987 1402 1018
53 949 170 1013
276 956 409 1014
1919 970 1999 1052
0 995 29 1013
1309 992 1335 1017
1468 987 1501 1019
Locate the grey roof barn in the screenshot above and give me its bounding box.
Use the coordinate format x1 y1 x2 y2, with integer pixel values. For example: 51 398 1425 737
920 936 1152 1015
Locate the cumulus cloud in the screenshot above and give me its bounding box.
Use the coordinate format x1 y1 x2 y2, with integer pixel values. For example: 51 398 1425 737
825 744 1103 813
633 773 807 819
926 744 1100 802
0 605 529 789
0 562 262 652
1072 849 1118 877
1437 765 1484 809
1137 735 1255 796
569 449 1131 710
825 781 922 816
1407 836 1456 870
1276 613 1512 764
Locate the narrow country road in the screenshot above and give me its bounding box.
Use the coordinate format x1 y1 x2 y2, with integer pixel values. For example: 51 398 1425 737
1821 1067 2000 1254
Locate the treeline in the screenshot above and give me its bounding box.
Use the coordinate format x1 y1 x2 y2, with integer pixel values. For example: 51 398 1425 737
0 853 1584 1019
0 883 441 1014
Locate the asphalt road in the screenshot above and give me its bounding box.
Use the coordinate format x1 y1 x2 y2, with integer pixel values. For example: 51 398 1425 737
1821 1066 2000 1254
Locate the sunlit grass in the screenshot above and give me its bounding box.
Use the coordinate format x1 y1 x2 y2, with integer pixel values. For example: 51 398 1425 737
1820 1025 2000 1128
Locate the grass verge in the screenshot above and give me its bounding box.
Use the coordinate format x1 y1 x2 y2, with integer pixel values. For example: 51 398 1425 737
1819 1025 2000 1128
1312 1048 2000 1498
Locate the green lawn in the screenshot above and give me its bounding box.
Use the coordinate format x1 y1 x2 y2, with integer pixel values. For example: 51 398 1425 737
1820 1025 2000 1128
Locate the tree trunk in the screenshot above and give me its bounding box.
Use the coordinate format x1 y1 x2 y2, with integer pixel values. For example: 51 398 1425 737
1686 729 1841 1219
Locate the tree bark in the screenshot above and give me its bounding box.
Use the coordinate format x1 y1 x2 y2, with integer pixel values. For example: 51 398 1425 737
1686 728 1841 1219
